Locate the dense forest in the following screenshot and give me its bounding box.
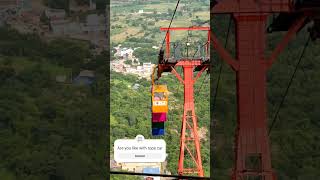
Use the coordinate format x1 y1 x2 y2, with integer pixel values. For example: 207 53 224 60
0 27 108 180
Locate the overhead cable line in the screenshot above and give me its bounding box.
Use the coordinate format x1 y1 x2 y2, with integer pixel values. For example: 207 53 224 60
192 26 211 95
160 0 181 49
192 41 209 59
268 35 311 135
186 25 193 58
212 15 232 109
195 72 209 95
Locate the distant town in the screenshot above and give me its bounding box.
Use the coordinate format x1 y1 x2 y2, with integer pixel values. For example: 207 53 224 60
0 0 163 81
111 44 158 80
0 0 107 53
0 0 109 84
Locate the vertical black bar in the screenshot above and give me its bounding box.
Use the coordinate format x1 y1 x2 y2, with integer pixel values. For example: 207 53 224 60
209 4 214 179
106 0 110 178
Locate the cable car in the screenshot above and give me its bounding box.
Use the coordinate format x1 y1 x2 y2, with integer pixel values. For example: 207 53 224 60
152 85 169 113
151 85 168 123
151 66 168 136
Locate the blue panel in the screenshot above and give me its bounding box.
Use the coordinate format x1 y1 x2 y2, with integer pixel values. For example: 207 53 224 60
152 128 165 136
151 122 165 136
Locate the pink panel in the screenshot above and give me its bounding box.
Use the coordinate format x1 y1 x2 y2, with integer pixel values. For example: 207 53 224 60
152 113 167 122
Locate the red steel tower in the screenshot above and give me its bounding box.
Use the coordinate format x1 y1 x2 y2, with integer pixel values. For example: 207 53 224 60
157 27 210 176
211 0 319 179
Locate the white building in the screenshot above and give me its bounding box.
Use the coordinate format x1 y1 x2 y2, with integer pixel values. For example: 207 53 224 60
114 47 134 59
122 48 134 58
136 66 144 74
111 45 155 80
142 62 153 73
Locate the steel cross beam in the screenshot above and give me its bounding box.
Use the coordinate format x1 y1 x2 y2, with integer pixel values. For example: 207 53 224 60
211 1 310 180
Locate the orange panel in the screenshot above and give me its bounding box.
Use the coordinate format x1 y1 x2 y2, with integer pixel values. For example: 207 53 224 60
152 100 168 113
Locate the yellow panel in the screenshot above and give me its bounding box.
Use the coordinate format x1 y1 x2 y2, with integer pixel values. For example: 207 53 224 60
152 85 169 113
153 85 168 93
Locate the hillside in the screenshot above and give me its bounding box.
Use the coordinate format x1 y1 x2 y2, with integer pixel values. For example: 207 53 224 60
0 27 108 180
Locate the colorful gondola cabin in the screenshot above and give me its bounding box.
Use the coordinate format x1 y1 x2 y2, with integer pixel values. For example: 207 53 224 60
151 85 168 113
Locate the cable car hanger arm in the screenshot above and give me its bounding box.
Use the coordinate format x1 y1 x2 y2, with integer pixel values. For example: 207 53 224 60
170 67 184 85
151 66 158 86
193 66 208 84
266 14 308 68
210 31 239 71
